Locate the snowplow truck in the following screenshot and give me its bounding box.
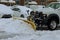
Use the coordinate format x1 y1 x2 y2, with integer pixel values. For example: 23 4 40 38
28 2 60 30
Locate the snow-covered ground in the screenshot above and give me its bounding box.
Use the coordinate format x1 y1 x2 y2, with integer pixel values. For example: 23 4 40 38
0 18 60 40
0 4 13 14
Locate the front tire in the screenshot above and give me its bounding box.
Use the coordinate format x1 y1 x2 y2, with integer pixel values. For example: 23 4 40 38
48 20 58 30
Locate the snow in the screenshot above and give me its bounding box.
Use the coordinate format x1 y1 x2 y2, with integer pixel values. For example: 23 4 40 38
29 5 45 12
28 1 37 5
10 5 32 18
0 18 60 40
16 5 32 15
1 0 15 3
0 18 34 33
35 31 60 40
0 4 13 14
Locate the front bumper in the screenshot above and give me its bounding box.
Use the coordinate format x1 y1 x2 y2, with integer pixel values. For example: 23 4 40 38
34 13 48 27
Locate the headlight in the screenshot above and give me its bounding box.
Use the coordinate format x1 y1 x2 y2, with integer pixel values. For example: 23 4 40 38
43 14 47 18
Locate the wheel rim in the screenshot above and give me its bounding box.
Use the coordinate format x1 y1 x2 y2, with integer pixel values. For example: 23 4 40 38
50 21 57 29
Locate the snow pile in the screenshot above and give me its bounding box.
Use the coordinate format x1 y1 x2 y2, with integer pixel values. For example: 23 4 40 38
0 18 60 40
1 30 60 40
29 5 45 12
17 6 32 17
34 31 60 40
0 18 34 34
28 1 37 5
0 4 13 14
10 5 32 18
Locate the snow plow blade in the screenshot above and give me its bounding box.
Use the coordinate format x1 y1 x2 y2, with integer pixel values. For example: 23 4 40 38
13 17 36 31
23 20 36 31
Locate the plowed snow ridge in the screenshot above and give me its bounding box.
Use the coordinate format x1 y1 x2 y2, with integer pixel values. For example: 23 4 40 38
0 18 60 40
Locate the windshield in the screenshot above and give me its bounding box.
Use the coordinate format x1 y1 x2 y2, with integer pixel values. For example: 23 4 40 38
46 3 60 9
46 3 55 8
